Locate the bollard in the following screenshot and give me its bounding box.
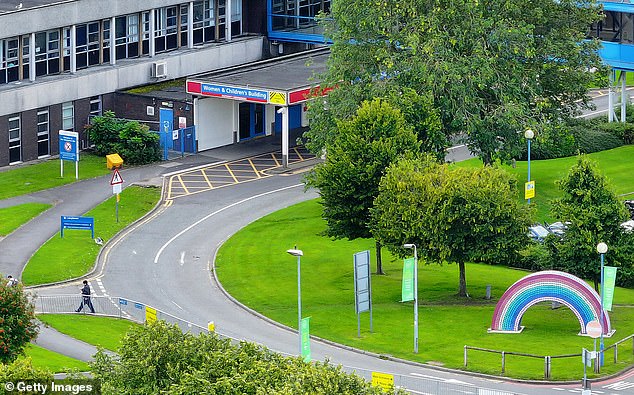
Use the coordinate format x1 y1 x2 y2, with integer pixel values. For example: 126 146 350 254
464 346 468 367
208 321 215 332
501 351 505 374
544 356 551 379
485 285 491 300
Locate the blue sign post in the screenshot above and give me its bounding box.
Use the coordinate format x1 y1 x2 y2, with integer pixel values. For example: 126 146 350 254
59 130 79 179
60 216 94 238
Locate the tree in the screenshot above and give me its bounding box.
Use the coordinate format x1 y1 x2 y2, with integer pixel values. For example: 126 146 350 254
548 156 629 290
305 98 420 274
372 158 533 297
92 320 405 394
310 0 606 164
86 111 161 165
0 280 38 364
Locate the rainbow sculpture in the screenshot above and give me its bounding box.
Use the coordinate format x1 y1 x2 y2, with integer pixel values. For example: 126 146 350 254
489 270 612 336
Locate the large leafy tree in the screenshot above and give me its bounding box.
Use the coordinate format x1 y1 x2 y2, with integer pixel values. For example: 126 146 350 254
92 320 405 394
372 158 533 297
548 156 629 290
309 0 606 164
0 280 38 364
306 98 420 274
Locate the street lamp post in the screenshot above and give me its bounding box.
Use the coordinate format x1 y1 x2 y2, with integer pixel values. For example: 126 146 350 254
403 243 418 354
597 242 608 367
287 248 303 357
525 129 534 204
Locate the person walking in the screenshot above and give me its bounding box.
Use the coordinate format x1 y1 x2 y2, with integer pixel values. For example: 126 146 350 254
76 280 95 313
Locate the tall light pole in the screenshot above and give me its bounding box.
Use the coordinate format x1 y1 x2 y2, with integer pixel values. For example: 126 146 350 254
525 129 534 204
403 243 418 354
597 242 608 367
287 248 303 357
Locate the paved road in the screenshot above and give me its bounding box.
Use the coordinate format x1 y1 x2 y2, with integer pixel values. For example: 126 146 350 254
33 167 634 395
3 99 632 393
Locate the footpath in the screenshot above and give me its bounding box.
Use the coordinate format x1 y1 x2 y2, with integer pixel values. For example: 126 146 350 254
0 138 285 362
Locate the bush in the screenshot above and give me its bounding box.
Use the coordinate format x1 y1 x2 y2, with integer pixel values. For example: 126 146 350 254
573 128 623 154
86 111 161 166
597 121 634 145
0 282 38 364
520 122 577 160
514 242 553 271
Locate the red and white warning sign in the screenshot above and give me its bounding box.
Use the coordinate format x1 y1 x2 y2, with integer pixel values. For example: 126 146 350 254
110 168 123 185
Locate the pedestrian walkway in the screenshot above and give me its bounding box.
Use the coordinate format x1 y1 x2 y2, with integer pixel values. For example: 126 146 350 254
0 136 296 280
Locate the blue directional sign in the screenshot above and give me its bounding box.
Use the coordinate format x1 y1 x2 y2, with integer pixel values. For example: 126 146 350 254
59 130 79 162
60 216 94 238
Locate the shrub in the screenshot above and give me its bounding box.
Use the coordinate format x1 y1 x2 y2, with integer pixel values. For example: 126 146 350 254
521 122 577 160
573 128 623 154
514 242 553 271
597 121 634 145
86 111 161 166
0 282 38 364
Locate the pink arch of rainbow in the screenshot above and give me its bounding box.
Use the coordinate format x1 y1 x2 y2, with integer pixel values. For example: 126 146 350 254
490 270 611 335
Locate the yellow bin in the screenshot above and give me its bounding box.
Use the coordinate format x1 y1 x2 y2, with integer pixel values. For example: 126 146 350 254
106 153 123 170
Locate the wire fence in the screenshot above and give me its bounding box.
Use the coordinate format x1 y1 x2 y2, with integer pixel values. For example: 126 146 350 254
36 294 527 395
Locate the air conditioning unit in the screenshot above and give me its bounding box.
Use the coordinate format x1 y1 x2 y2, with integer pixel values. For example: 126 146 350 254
151 62 167 78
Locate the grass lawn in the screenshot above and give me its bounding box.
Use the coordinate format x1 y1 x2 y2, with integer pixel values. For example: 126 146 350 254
23 343 89 372
456 145 634 222
22 185 161 285
0 203 51 236
0 154 110 200
215 199 634 380
38 314 139 352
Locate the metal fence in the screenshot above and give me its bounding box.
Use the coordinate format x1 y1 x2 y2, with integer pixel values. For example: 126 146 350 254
36 294 525 395
465 334 634 378
35 294 208 336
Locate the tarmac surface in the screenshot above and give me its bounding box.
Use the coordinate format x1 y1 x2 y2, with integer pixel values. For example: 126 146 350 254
0 136 298 361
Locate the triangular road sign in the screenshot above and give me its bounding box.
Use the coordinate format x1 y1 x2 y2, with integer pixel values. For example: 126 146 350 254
110 168 123 185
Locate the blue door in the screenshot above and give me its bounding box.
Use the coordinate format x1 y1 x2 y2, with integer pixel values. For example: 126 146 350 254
159 108 174 150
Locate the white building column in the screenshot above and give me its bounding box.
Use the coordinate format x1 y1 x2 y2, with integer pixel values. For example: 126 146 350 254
226 0 232 42
278 106 289 168
621 71 627 123
70 25 77 73
110 17 116 65
149 9 156 57
29 33 35 82
188 1 194 49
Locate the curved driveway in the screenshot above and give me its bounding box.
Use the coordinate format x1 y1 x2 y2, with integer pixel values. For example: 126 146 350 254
37 164 634 395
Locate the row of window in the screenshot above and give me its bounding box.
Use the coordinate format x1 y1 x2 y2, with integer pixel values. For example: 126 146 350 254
7 97 101 164
590 11 634 44
271 0 330 30
0 0 242 84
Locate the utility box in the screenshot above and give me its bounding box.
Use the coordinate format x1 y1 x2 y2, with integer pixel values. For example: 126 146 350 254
106 153 123 170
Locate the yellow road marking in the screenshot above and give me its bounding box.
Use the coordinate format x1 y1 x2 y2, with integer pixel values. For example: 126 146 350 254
177 175 190 194
200 169 213 188
225 163 239 183
271 153 280 167
293 147 304 161
164 200 173 207
248 158 262 178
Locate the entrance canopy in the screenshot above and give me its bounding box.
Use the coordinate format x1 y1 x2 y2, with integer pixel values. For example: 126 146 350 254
186 48 329 168
186 48 329 107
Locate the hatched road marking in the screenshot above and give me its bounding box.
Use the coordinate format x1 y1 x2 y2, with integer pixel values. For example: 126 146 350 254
166 147 315 199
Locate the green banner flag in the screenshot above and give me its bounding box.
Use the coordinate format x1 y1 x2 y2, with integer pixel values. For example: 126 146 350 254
603 266 618 311
401 258 415 302
301 317 311 362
